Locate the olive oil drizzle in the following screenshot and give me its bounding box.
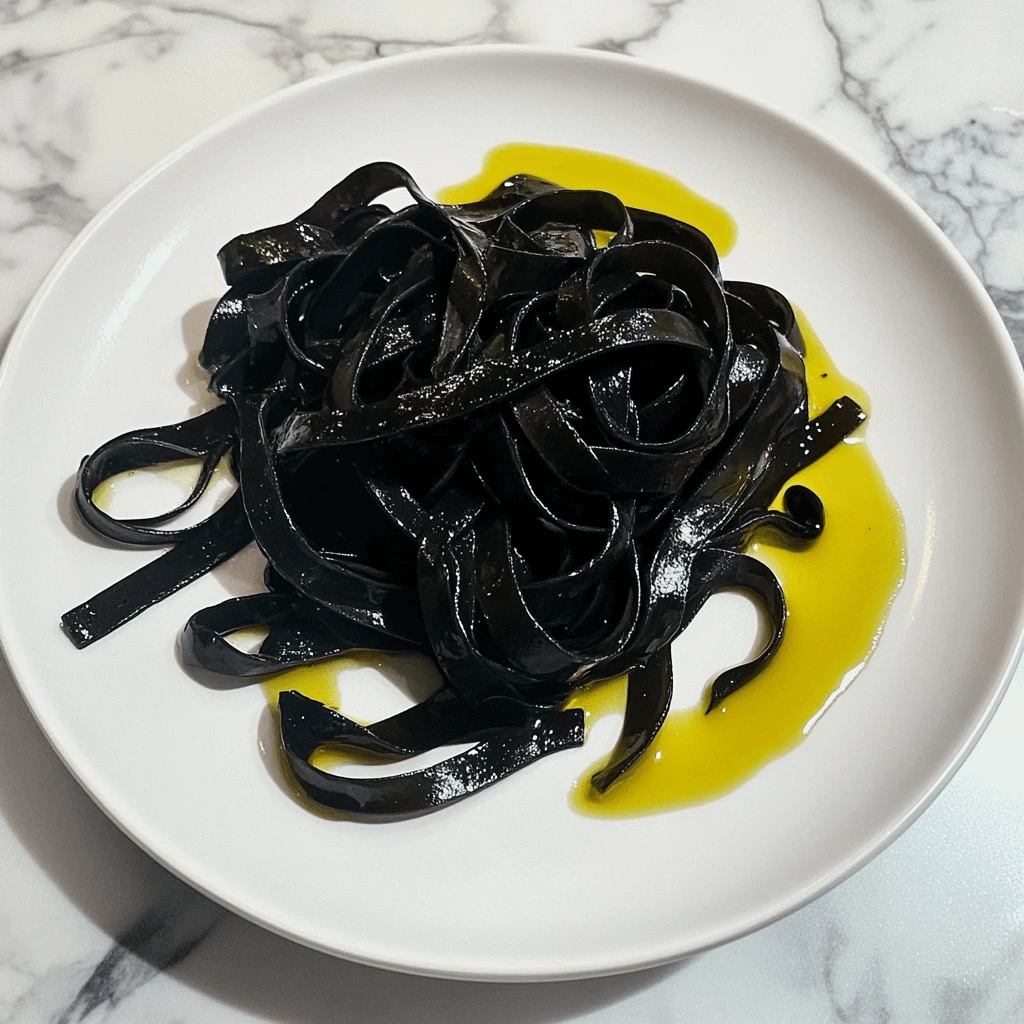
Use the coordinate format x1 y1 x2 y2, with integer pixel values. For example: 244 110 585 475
565 309 904 816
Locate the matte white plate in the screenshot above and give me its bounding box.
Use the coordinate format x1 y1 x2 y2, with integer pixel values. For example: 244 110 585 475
1 46 1022 981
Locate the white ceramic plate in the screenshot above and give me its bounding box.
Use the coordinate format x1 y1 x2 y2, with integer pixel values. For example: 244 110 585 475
1 46 1023 982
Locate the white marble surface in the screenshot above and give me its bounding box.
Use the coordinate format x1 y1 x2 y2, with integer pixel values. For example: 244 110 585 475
1 1 1024 1021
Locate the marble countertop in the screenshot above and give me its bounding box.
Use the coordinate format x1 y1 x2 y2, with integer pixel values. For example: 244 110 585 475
2 1 1023 1021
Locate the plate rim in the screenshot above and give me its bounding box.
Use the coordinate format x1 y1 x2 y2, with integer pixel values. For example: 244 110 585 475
2 43 1023 981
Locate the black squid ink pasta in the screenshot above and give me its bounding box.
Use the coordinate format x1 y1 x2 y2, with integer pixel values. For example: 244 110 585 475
62 162 863 817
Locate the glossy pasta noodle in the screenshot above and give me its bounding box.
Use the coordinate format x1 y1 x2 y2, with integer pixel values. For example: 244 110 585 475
62 162 863 817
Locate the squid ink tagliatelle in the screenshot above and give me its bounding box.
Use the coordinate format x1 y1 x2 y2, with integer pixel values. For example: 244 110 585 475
61 162 864 818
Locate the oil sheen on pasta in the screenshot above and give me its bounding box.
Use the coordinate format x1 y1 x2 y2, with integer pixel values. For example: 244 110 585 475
112 144 903 816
